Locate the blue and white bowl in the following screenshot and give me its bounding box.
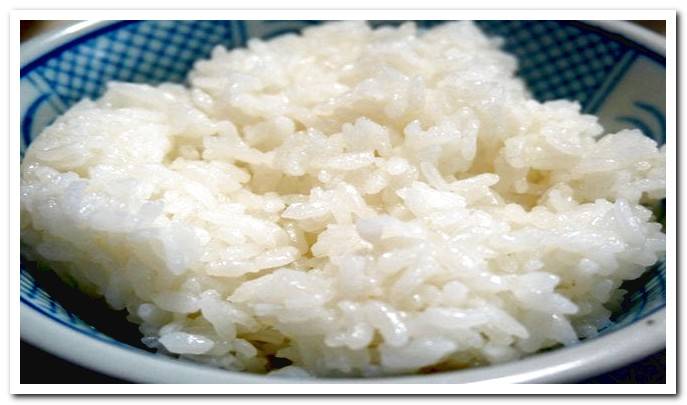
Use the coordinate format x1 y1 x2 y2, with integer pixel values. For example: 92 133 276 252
20 20 666 383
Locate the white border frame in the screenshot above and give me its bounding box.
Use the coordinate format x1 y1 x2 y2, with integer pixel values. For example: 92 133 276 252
10 10 677 394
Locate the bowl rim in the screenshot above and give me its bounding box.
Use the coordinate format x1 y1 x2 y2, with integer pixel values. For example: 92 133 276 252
20 19 667 384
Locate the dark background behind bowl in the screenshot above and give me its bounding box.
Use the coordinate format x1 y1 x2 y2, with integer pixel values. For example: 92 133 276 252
19 19 667 385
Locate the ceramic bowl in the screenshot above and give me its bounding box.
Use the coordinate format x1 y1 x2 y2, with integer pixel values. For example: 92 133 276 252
20 20 666 383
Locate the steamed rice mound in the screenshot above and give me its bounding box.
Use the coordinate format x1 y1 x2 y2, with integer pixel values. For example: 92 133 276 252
20 21 666 377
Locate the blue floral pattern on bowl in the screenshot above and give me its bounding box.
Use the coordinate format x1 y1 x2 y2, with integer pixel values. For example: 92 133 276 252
20 20 666 348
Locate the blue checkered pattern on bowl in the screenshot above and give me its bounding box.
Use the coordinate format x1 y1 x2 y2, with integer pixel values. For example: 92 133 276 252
20 20 666 346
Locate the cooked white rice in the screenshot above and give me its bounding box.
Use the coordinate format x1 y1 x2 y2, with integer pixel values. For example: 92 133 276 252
20 21 666 377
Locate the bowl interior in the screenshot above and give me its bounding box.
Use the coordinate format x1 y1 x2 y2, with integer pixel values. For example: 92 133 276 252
20 20 666 369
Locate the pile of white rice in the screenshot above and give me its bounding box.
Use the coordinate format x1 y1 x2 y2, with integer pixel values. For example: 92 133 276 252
21 21 666 377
